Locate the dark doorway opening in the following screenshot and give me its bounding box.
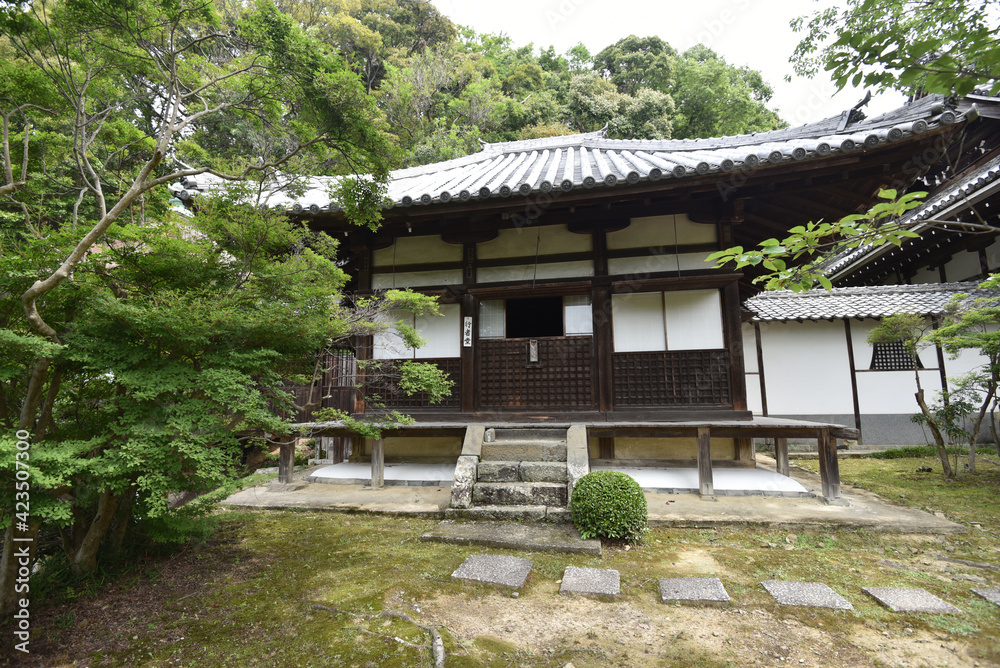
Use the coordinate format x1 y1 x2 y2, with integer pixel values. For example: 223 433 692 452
506 296 563 338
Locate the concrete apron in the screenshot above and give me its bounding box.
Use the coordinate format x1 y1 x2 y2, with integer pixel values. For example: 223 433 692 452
221 456 965 534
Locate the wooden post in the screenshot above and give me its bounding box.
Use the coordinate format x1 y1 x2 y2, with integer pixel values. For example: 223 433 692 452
598 437 615 460
817 428 842 502
696 427 715 499
278 437 295 484
460 292 476 413
370 438 384 489
774 437 789 478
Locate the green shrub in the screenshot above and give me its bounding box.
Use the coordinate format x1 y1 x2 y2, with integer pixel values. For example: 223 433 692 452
868 444 976 459
570 470 648 542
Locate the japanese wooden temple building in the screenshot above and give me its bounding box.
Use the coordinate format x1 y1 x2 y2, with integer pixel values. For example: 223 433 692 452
181 94 979 507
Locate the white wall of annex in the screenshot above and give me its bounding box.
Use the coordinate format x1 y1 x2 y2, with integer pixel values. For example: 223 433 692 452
741 324 758 373
757 320 854 414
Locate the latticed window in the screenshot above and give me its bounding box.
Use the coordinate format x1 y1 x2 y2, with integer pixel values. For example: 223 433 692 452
869 341 923 371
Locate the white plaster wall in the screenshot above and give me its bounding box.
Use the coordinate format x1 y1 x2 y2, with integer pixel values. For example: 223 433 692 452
757 320 854 414
741 324 759 373
477 224 590 259
415 304 460 358
371 269 463 289
611 292 666 352
372 234 462 267
607 252 715 276
855 369 944 413
607 214 716 249
945 250 981 282
664 289 724 350
372 304 461 359
911 266 940 283
476 260 594 283
985 237 1000 272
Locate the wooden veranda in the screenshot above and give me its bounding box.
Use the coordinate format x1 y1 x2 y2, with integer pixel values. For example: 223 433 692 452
279 417 857 504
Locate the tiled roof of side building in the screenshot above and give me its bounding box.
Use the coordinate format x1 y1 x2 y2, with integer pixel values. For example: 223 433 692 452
745 282 997 322
173 94 972 213
826 153 1000 279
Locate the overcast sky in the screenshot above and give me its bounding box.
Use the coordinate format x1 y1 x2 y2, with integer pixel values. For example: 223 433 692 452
430 0 908 127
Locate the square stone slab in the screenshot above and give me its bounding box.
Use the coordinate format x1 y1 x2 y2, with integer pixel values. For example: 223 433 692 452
560 566 620 598
659 577 731 605
863 587 962 613
761 581 853 610
971 588 1000 607
452 554 533 589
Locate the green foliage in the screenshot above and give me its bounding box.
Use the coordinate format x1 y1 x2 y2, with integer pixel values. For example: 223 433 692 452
791 0 1000 96
593 35 676 97
671 46 784 139
570 470 648 542
708 189 926 292
867 445 969 459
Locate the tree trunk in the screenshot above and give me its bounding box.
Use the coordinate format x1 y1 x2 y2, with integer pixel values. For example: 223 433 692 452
967 386 996 474
72 491 119 574
34 366 62 441
915 389 954 478
17 357 50 431
108 487 136 555
991 399 999 451
0 520 40 620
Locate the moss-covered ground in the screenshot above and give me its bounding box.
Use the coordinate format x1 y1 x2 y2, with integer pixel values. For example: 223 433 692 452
8 454 1000 667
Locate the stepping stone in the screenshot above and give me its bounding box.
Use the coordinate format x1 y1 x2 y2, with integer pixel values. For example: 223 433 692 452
971 588 1000 607
659 577 730 605
451 554 533 589
559 566 620 599
863 587 962 613
761 581 853 610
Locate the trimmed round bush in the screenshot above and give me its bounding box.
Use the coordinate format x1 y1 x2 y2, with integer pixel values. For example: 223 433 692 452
570 470 648 542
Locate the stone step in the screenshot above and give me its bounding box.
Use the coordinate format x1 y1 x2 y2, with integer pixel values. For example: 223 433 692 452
519 461 568 483
477 461 520 482
480 441 567 462
473 481 568 507
490 428 567 443
477 461 569 483
444 505 569 523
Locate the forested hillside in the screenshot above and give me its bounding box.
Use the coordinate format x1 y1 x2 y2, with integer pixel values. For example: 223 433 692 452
278 0 787 168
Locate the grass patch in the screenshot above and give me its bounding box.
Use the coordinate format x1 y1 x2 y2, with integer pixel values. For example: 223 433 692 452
11 456 1000 667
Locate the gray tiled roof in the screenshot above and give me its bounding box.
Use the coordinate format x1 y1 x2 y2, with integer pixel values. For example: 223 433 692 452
173 95 968 213
828 153 1000 278
745 282 996 322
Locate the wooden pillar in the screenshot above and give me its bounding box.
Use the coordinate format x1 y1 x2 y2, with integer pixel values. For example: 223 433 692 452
278 437 295 484
696 427 715 499
370 438 384 489
460 292 476 413
774 437 789 478
817 428 841 502
735 438 754 463
724 281 747 411
598 437 615 459
844 319 862 440
753 322 768 416
593 286 614 412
